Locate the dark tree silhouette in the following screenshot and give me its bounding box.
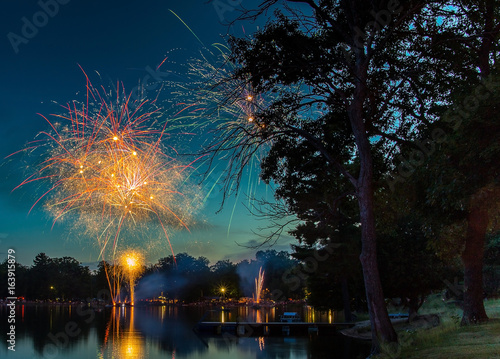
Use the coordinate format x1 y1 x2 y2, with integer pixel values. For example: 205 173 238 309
204 0 461 351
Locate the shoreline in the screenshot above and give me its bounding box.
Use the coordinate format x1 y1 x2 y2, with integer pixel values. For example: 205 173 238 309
340 314 440 341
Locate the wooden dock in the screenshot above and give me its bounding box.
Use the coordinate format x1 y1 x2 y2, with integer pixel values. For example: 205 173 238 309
194 321 355 336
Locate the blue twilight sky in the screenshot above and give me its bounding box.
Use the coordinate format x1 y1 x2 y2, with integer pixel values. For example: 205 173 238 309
0 0 294 267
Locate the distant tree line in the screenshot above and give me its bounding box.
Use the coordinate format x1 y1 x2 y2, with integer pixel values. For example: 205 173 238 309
0 250 303 303
2 238 500 313
0 253 93 301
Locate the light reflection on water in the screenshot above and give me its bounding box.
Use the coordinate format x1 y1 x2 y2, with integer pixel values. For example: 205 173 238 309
0 304 370 359
100 307 147 359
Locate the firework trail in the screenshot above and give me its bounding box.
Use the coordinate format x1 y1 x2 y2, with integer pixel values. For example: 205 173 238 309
160 11 286 244
254 266 265 304
120 249 145 305
170 43 276 220
12 70 201 300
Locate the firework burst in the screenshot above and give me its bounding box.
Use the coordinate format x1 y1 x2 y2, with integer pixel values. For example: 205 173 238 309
177 47 269 146
169 45 276 218
13 70 201 289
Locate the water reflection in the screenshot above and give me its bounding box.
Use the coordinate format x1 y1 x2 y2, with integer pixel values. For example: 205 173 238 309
0 304 369 359
100 307 146 359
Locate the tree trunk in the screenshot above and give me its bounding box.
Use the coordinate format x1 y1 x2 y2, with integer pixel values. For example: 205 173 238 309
350 63 397 354
459 0 497 327
358 184 398 353
477 0 495 78
461 205 489 325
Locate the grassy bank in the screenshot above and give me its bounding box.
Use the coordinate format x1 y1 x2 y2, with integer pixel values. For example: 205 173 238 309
378 296 500 358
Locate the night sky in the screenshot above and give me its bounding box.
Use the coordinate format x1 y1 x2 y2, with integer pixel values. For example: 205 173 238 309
0 0 294 267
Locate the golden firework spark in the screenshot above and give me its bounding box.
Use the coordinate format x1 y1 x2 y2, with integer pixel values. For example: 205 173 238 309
169 45 275 223
120 249 145 305
12 70 202 301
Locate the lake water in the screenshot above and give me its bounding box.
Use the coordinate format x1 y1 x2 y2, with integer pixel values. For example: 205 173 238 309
0 304 370 359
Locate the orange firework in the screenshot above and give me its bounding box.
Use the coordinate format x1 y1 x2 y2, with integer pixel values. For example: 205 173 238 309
13 70 200 299
120 249 145 305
